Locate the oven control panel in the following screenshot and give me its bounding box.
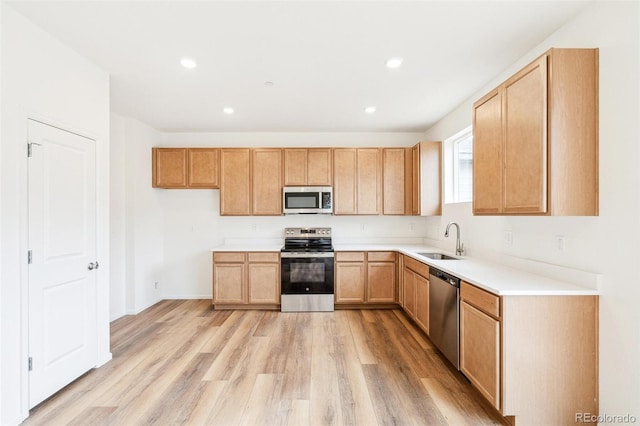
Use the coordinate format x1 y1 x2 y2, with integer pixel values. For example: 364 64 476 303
284 227 332 237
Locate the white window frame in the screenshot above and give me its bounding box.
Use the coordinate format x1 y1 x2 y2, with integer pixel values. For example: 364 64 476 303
444 126 473 204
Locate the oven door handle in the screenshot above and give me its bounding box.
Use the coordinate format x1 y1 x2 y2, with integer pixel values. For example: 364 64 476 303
281 252 335 258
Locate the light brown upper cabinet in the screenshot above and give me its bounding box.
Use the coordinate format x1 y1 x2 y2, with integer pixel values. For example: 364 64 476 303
382 148 413 215
220 148 252 216
188 148 220 188
153 147 220 189
473 90 503 214
252 148 283 215
411 142 442 216
333 148 381 215
473 48 599 216
283 148 332 186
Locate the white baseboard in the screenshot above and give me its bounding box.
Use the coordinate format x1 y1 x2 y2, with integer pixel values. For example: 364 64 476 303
161 294 211 300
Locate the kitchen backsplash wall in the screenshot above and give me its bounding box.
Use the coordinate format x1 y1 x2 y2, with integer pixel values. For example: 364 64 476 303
160 188 431 299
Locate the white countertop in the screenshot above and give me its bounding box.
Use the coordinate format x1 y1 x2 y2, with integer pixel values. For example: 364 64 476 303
212 243 599 296
211 244 283 252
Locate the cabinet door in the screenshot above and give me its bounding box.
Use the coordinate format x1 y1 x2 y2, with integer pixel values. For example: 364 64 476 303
333 149 357 215
335 262 366 303
357 148 381 215
220 149 251 215
188 148 219 188
397 256 405 306
419 142 442 216
503 55 547 214
248 262 280 304
473 90 503 214
307 148 332 185
367 262 396 303
382 148 406 215
415 274 429 334
411 144 420 215
153 148 187 188
283 149 307 186
213 263 246 304
402 268 416 318
460 301 501 409
252 148 283 215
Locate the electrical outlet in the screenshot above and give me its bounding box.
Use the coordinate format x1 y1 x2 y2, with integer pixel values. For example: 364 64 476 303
410 223 415 231
504 231 513 246
556 235 566 252
154 281 159 289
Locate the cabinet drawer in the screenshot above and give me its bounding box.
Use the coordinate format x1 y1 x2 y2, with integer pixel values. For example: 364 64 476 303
367 251 395 262
247 252 279 263
213 252 246 263
461 281 500 318
403 256 429 278
335 251 366 262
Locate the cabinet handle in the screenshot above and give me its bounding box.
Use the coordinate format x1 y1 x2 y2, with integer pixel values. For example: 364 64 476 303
88 262 95 270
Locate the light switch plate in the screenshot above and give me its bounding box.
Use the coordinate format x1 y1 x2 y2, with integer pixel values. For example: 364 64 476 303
504 231 513 246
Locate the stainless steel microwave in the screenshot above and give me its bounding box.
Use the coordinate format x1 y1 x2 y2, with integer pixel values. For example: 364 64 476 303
282 186 333 214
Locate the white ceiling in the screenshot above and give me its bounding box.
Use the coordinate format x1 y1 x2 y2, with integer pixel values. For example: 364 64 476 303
8 1 592 133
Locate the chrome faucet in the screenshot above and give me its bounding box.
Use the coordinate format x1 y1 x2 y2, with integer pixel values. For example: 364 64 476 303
444 222 465 256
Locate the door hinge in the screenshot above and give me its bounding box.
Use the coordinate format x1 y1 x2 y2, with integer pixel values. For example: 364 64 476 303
28 357 33 371
28 250 32 264
27 142 41 158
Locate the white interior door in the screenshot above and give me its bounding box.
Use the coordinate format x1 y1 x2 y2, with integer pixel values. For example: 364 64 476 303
27 119 98 408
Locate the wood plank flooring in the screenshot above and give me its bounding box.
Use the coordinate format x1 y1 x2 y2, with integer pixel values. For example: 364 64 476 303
24 300 507 426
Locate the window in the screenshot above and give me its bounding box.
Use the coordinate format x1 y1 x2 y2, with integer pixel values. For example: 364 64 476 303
444 126 473 204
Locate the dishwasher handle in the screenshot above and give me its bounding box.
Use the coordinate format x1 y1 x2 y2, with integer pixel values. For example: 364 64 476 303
430 267 460 288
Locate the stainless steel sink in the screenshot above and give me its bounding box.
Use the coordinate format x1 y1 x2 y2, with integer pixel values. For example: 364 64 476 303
416 252 459 260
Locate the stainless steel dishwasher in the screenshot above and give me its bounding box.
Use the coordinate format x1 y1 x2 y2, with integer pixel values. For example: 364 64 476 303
429 267 460 369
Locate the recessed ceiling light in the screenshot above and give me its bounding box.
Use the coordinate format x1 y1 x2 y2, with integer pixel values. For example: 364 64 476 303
385 57 404 69
264 81 275 87
365 106 377 114
223 107 234 115
180 57 197 69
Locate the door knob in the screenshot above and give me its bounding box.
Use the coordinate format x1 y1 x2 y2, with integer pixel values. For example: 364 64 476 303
88 262 95 270
95 261 100 270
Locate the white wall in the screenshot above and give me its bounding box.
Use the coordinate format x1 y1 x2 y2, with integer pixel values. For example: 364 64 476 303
0 3 4 423
110 115 127 320
152 132 425 298
110 114 163 318
423 1 640 418
0 5 111 424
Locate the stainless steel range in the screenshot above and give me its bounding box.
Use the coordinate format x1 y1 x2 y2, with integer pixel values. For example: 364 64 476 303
280 227 334 312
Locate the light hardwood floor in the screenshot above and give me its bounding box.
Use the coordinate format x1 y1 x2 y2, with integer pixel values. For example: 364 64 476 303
25 300 507 425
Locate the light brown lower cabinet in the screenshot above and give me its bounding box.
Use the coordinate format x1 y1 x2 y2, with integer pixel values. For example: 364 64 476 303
401 255 429 334
213 251 280 308
460 280 598 426
414 274 429 334
402 268 417 318
335 251 396 305
335 252 366 303
247 253 280 304
460 299 500 409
